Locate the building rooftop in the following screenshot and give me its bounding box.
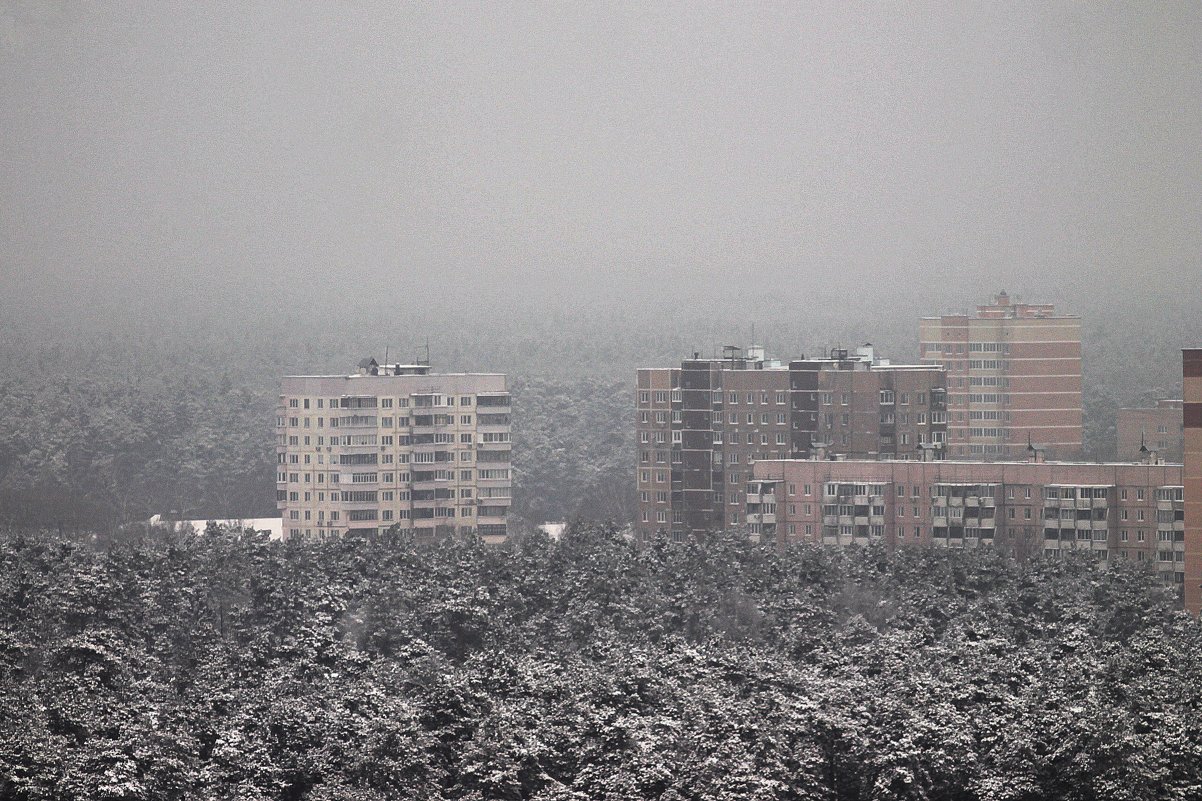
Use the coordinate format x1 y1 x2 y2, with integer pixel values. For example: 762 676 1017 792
755 457 1184 469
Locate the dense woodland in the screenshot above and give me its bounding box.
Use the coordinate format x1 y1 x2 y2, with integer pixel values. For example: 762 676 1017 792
1 525 1200 800
0 300 1196 534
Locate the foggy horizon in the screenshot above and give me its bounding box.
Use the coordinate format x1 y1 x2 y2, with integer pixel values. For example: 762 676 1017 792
3 2 1200 328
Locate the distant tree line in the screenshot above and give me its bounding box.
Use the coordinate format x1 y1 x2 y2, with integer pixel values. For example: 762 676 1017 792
0 301 1196 532
1 524 1201 800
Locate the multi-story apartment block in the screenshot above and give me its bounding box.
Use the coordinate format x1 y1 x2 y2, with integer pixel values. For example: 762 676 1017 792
749 457 1185 589
635 345 946 541
1184 349 1202 614
1117 399 1183 463
920 291 1082 460
276 358 511 544
816 345 947 459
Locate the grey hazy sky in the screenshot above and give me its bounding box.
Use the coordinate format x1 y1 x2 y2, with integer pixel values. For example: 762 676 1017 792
2 1 1199 321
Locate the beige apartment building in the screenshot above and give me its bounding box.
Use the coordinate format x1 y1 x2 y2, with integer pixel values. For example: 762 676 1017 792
748 457 1184 587
276 358 511 543
920 292 1083 460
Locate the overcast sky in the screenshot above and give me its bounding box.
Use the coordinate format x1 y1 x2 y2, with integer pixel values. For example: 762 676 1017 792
2 2 1199 324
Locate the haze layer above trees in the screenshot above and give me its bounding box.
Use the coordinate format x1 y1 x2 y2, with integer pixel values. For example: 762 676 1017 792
0 297 1197 531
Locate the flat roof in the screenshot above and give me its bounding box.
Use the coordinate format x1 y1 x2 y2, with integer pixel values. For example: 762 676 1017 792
755 458 1183 468
282 372 506 379
918 314 1080 321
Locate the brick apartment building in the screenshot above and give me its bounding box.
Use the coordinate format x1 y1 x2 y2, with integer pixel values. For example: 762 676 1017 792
920 292 1082 460
1117 399 1183 463
748 457 1185 588
1184 350 1202 614
635 345 946 540
276 358 511 543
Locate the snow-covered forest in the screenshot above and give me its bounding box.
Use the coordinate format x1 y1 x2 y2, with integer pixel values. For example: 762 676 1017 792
2 524 1200 800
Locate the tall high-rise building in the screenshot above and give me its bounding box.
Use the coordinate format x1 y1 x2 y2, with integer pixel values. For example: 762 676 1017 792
276 358 511 543
1117 399 1184 463
1183 349 1202 614
635 345 946 541
920 292 1082 460
749 456 1185 591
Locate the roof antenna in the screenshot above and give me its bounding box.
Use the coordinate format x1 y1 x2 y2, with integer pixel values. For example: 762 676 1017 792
384 346 389 366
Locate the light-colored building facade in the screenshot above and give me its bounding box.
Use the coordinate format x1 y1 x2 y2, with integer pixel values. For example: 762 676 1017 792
920 292 1083 460
748 457 1184 588
276 358 511 543
1183 350 1202 614
1117 399 1183 463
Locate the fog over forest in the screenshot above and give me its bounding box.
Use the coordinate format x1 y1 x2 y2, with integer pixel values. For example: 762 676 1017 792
2 2 1201 532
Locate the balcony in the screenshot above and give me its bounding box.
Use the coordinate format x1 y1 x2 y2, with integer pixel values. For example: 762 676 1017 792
337 415 378 428
476 394 511 410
